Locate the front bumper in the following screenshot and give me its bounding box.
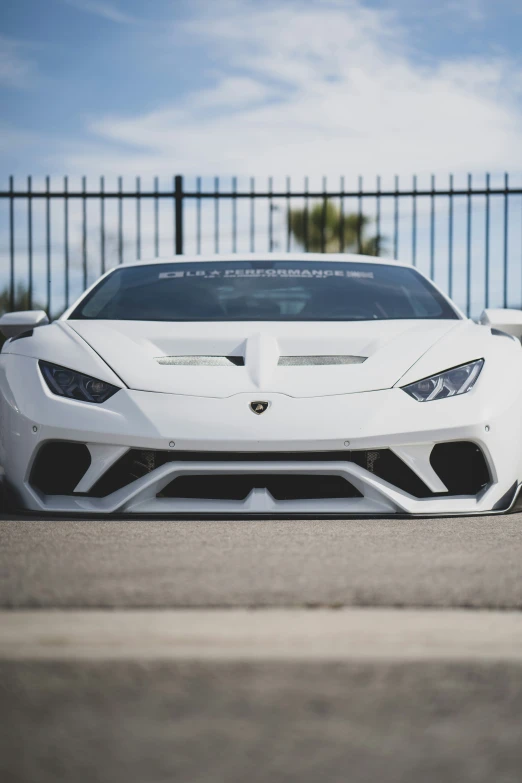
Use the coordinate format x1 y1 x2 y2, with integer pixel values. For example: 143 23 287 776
1 354 521 516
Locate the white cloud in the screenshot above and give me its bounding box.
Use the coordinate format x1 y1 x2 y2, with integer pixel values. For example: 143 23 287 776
57 0 522 180
0 35 36 89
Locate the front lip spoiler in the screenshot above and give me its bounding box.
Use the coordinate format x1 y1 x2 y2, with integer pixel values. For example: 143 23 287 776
495 482 522 515
6 486 522 520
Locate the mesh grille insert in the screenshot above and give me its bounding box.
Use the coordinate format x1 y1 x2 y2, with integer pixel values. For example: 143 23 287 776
156 356 244 366
278 356 366 366
155 355 366 367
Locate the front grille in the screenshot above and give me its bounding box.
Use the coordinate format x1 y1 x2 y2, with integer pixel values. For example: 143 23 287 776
159 474 362 501
30 441 491 500
30 442 91 495
88 448 433 499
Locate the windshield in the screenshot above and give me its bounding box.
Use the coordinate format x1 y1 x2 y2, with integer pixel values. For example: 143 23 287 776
69 260 458 322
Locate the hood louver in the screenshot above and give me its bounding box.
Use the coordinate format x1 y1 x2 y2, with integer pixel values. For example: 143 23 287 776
278 356 366 366
156 356 244 366
156 355 366 367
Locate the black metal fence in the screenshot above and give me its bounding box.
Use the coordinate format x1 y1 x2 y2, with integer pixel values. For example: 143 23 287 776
1 173 522 317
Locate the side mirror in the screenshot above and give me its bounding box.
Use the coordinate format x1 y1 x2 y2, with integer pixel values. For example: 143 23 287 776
0 310 49 339
479 308 522 340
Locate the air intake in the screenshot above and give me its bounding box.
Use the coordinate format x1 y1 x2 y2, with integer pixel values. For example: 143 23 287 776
159 474 362 501
156 356 244 366
278 356 366 366
31 442 91 495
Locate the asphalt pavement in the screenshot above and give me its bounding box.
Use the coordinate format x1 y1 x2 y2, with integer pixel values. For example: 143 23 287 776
2 514 522 783
1 515 522 608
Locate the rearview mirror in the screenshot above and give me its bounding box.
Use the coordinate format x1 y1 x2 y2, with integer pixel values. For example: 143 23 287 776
479 308 522 340
0 310 49 339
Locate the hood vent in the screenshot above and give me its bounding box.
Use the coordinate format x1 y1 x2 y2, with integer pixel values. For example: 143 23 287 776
278 355 366 366
156 355 366 367
156 356 244 366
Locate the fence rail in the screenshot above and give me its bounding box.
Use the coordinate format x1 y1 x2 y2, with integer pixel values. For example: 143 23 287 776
1 173 522 317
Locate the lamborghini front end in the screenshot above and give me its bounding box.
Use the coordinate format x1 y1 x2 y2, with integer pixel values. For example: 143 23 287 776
1 349 520 517
2 254 522 517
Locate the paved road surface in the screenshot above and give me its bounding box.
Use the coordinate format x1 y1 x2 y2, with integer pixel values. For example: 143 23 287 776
2 515 522 608
2 515 522 783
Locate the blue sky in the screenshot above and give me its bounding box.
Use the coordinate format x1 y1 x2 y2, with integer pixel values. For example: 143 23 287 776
1 0 522 317
1 0 522 184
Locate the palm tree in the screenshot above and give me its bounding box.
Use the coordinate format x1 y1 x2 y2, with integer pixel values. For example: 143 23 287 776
288 200 384 255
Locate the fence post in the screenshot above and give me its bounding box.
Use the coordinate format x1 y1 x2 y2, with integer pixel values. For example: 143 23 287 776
175 175 183 254
9 176 14 311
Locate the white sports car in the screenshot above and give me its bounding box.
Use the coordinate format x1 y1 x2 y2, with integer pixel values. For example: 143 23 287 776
1 253 522 517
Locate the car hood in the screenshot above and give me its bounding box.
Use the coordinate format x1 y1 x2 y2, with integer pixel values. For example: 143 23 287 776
65 319 460 398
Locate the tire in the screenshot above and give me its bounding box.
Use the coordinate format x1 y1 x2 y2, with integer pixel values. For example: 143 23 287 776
0 475 15 515
0 476 6 514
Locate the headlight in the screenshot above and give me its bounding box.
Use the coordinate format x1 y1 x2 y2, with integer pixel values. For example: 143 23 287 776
402 359 484 402
39 361 120 403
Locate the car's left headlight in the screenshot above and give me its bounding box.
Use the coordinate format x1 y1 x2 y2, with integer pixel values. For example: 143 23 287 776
402 359 484 402
39 361 120 403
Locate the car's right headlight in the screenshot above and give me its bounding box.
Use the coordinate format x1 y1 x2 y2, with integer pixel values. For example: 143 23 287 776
39 361 120 403
402 359 484 402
